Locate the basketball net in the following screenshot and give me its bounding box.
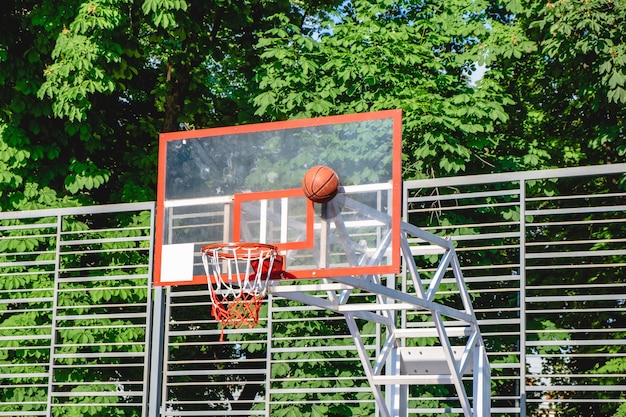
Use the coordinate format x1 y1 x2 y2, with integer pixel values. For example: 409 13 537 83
201 243 278 341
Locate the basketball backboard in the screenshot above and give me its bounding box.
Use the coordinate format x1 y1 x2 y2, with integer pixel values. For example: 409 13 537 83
154 110 402 286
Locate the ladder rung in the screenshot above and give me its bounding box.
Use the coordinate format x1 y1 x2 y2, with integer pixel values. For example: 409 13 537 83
394 327 472 338
372 374 454 385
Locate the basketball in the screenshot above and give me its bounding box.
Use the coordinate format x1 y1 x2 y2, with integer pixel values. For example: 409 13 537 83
302 166 340 203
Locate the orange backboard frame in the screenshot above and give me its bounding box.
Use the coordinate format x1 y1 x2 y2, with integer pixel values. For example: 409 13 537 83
154 110 402 286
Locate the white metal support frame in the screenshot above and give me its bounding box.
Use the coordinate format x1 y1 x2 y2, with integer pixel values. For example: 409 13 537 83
269 197 491 417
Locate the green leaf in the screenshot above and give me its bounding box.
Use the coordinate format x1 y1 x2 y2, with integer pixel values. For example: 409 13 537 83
311 404 328 417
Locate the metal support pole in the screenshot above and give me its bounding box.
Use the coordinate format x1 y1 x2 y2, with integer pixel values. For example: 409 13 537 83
268 218 492 417
148 286 166 417
474 343 491 417
344 312 392 417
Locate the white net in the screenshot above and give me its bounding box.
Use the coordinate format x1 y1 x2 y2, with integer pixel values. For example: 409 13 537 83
201 243 278 340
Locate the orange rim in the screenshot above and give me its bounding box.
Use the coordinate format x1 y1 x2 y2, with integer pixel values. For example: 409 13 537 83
201 242 277 260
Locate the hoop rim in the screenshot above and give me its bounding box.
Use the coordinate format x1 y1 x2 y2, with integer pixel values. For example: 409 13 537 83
201 242 278 259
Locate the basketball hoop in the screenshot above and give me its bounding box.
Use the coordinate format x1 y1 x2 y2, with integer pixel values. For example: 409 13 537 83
201 243 280 341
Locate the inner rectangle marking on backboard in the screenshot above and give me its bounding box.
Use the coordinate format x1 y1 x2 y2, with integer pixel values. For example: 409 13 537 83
233 188 314 251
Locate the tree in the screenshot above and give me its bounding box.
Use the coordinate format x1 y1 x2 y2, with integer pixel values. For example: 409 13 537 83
253 0 516 179
485 0 625 171
1 0 321 211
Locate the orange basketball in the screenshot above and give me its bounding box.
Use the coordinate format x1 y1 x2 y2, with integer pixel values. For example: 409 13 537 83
302 166 340 203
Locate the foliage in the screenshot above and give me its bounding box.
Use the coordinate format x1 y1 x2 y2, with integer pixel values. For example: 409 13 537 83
533 0 626 105
488 0 625 170
254 0 515 179
1 0 315 210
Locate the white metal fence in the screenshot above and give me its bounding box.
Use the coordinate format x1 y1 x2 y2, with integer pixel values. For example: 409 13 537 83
1 164 625 416
0 203 155 417
404 164 626 416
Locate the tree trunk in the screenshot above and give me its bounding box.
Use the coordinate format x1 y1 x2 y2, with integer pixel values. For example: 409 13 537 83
162 62 193 133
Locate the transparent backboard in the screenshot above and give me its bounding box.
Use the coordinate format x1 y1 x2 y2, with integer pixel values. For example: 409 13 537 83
154 110 402 285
